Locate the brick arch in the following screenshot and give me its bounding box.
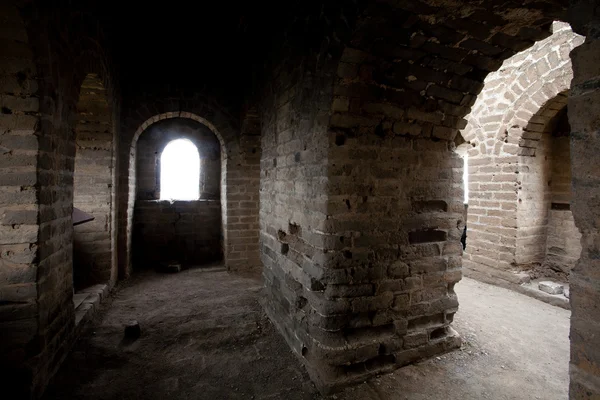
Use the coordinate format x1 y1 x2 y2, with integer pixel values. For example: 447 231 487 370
518 91 569 154
462 22 583 155
120 101 260 279
136 120 222 201
130 111 228 152
132 118 224 269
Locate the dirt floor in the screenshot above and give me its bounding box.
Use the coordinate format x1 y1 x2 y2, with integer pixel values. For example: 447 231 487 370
44 267 570 400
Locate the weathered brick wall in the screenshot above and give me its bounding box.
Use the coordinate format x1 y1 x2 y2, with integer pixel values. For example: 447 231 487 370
567 3 600 395
317 42 467 385
72 74 114 290
133 200 222 267
259 16 337 389
0 3 42 396
461 23 584 282
0 3 120 398
132 118 222 267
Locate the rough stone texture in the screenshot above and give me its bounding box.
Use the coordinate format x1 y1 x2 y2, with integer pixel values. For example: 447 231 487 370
133 200 222 267
567 4 600 396
73 73 115 291
259 4 340 390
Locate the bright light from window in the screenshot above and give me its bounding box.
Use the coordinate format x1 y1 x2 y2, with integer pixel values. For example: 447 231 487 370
463 154 469 204
160 139 200 200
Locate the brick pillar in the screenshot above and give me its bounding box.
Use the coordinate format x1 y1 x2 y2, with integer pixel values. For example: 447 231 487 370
568 31 600 399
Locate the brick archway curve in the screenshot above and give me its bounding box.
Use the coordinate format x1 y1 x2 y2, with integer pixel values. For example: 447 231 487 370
461 23 583 156
130 111 228 154
125 111 235 278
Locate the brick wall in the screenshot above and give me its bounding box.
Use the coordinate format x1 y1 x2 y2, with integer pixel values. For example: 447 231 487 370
73 73 115 290
566 4 600 395
0 3 42 396
226 110 261 271
259 8 337 388
132 118 223 267
0 3 120 397
133 200 222 267
1 1 599 399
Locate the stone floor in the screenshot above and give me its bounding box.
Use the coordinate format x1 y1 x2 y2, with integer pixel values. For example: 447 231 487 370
44 267 570 400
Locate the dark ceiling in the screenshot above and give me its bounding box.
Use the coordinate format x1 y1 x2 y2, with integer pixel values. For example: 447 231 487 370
98 1 291 98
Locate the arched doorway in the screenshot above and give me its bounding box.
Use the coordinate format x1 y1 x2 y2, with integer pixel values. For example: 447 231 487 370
72 73 116 318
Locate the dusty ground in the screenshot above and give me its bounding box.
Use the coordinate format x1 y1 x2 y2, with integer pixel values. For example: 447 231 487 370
44 268 570 400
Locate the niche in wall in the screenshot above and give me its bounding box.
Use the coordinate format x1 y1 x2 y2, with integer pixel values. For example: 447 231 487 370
517 100 582 282
132 118 223 269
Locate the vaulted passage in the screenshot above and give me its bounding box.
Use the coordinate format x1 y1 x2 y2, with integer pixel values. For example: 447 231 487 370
1 1 600 399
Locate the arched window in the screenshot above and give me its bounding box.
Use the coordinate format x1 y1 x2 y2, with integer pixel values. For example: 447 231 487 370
160 139 200 200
